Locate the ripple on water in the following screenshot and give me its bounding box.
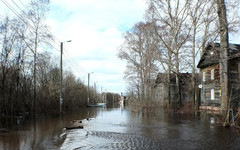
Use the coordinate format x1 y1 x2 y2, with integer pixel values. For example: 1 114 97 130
86 131 168 150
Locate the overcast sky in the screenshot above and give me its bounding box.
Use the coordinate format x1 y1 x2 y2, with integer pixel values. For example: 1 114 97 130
0 0 148 94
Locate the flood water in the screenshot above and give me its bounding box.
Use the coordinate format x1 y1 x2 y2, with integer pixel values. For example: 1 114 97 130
0 106 240 150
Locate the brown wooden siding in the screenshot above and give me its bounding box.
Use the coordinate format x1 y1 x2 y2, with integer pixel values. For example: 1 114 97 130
200 64 221 106
229 60 239 83
201 64 220 84
200 61 240 109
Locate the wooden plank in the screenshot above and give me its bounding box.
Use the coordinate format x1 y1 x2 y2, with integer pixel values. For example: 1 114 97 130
66 120 84 130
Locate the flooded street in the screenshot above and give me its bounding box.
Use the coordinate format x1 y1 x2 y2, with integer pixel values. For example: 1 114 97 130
0 106 240 150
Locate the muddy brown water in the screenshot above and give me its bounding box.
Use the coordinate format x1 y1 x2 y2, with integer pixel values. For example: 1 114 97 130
0 106 239 150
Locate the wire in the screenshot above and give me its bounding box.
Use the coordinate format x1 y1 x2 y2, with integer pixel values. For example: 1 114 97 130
43 35 88 76
1 0 24 22
63 53 86 76
63 46 87 72
1 0 106 91
1 0 88 79
45 40 87 77
15 0 89 76
47 39 87 75
12 0 37 23
18 0 29 11
1 0 35 31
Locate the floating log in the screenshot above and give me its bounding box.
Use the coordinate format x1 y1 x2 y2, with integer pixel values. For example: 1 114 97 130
0 128 9 133
66 120 84 130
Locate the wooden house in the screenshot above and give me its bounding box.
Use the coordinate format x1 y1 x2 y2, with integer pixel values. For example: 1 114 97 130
197 43 240 111
154 73 194 107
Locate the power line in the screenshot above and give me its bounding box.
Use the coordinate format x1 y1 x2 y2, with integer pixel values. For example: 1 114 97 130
46 40 87 77
63 46 87 72
1 0 24 21
18 0 29 11
46 39 87 76
1 0 104 90
42 32 88 76
1 0 88 79
12 0 37 23
1 0 35 31
63 54 84 74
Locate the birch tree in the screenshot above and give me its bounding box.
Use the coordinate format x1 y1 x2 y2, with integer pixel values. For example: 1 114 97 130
0 15 33 115
23 0 52 115
217 0 229 124
187 0 218 108
148 0 191 107
118 22 158 101
0 17 17 115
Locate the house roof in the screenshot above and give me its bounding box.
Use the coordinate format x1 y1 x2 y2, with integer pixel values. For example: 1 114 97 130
197 43 240 68
155 72 192 85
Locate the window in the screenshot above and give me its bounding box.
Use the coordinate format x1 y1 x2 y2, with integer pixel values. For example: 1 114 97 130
211 69 214 80
211 89 215 100
203 71 206 82
206 90 210 100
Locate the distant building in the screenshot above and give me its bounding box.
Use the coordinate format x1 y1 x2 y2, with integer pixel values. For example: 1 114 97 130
154 72 194 107
197 43 240 111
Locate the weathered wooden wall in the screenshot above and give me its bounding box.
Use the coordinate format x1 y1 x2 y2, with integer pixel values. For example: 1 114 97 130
200 64 221 108
200 61 240 110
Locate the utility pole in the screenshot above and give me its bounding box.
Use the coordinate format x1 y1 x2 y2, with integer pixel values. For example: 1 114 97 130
105 89 107 104
87 73 90 105
60 42 63 113
113 94 114 107
101 87 103 102
87 72 93 105
60 40 71 114
94 82 98 103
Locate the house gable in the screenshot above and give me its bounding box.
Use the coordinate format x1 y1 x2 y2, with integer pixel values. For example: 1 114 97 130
197 43 240 110
197 43 240 69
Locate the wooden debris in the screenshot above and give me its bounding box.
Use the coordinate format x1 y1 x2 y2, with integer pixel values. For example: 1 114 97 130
66 120 84 130
0 128 9 133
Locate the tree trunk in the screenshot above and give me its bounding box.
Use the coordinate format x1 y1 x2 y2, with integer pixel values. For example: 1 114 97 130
217 0 229 123
33 32 38 116
192 24 197 109
175 49 181 108
167 51 172 108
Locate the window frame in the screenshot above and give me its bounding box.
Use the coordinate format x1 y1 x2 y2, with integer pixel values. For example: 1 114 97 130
211 89 215 100
211 69 214 80
203 71 206 82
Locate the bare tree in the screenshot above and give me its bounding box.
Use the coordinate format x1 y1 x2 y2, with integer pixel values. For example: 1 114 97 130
148 0 191 108
0 15 33 116
187 0 218 108
217 0 229 124
118 22 158 102
0 17 16 115
0 3 90 116
22 0 52 115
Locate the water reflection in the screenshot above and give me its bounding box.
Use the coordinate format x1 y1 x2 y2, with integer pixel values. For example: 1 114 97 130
0 107 240 150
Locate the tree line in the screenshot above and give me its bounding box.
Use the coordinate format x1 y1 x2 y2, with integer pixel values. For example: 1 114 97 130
118 0 240 110
0 0 98 117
